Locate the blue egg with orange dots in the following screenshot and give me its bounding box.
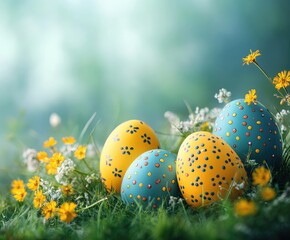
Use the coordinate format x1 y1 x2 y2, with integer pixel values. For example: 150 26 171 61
121 149 180 209
214 99 283 170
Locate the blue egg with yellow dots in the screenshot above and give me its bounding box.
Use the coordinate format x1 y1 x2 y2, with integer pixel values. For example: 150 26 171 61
214 99 283 170
121 149 180 209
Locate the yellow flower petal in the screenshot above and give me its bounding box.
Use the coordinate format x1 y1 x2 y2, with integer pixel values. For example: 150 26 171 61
244 89 257 105
242 49 261 65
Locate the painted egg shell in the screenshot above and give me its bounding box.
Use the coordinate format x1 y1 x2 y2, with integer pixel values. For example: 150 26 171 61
213 99 283 169
121 149 180 209
100 120 160 193
176 131 247 208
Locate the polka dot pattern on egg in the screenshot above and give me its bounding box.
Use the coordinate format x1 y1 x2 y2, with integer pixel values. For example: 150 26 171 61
214 99 283 169
121 149 180 209
176 131 247 208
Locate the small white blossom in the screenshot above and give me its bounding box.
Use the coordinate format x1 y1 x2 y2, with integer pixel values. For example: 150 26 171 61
281 124 287 133
168 196 184 210
55 158 76 184
276 109 290 121
22 148 39 172
232 180 246 191
49 113 61 127
215 88 231 104
275 109 289 133
165 106 221 135
60 144 78 157
40 179 62 201
245 159 258 167
85 173 98 184
208 108 222 120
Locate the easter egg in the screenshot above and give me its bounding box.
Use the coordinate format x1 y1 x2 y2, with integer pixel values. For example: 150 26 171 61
176 131 247 208
121 149 180 208
214 99 283 169
100 120 160 193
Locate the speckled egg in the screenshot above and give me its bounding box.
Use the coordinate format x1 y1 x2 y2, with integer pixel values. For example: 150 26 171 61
176 131 247 208
100 120 160 193
214 99 283 169
121 149 180 208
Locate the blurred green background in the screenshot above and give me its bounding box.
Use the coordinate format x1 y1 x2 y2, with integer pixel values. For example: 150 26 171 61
1 0 290 178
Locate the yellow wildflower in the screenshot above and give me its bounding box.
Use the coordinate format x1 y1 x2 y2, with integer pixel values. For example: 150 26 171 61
42 201 57 220
260 186 276 201
46 161 58 175
62 136 76 145
234 199 257 217
273 70 290 90
11 179 27 202
244 89 257 105
12 188 27 202
242 49 261 65
252 166 271 187
74 145 87 160
50 152 65 166
58 202 77 223
200 121 211 131
27 176 40 191
37 151 49 162
43 137 57 148
11 179 25 193
61 184 75 196
33 190 47 209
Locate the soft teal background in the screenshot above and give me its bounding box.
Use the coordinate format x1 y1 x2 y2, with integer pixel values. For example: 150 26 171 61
1 0 290 174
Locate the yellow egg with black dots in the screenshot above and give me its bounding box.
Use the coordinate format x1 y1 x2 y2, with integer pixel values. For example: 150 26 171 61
100 120 160 193
176 131 247 208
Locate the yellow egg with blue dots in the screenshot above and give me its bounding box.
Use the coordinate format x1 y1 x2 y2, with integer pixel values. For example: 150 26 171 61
100 120 160 193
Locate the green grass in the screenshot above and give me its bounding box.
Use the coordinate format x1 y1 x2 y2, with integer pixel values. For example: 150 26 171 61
1 114 290 240
1 173 290 240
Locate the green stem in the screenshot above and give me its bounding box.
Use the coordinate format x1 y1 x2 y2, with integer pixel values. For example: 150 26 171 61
83 159 94 172
253 61 272 84
254 61 285 98
74 169 90 175
77 197 108 212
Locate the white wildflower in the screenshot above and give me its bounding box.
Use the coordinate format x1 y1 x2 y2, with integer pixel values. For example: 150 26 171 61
178 121 194 133
76 193 90 206
49 113 61 127
208 108 222 120
281 124 287 133
275 109 289 134
191 107 211 125
276 109 290 122
232 180 245 191
55 158 76 184
168 196 184 210
215 88 231 104
85 173 98 187
22 148 39 172
245 159 258 167
40 179 62 201
60 144 78 157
